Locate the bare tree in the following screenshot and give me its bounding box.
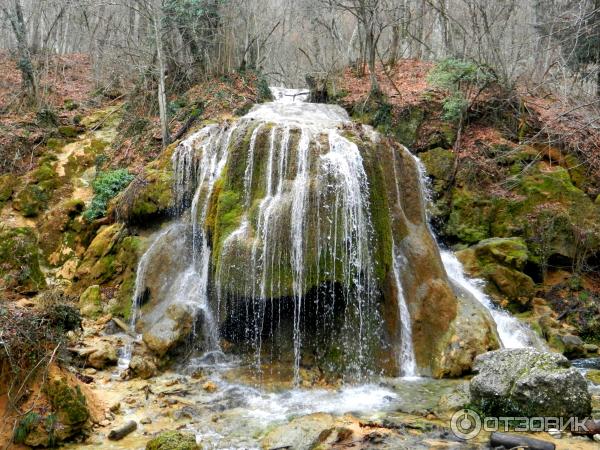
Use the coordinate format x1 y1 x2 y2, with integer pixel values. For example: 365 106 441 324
1 0 38 103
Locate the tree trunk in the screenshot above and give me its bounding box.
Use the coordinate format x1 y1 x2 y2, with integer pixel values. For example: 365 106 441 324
389 24 401 66
7 0 38 103
153 4 170 148
366 25 379 94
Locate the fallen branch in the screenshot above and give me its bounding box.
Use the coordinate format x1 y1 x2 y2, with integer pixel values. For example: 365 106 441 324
108 420 137 440
489 431 555 450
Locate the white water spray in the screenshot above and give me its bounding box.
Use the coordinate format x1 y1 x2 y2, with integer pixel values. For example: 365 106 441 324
441 251 544 349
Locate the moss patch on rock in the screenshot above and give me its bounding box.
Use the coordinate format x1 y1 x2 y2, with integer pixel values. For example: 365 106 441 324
79 284 102 318
457 238 535 310
0 226 46 293
113 143 177 225
146 431 201 450
74 223 144 320
0 173 18 208
12 163 61 217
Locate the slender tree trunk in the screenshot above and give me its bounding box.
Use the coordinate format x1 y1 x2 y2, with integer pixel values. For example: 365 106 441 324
6 0 38 103
366 26 379 93
153 4 170 147
389 24 401 66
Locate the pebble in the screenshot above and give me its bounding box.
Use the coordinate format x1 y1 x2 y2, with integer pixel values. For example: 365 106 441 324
548 428 561 439
203 381 217 393
593 434 600 442
140 417 152 424
109 402 121 413
84 368 97 375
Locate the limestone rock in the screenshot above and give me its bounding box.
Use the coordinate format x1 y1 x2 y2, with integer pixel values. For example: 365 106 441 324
129 355 157 379
558 334 586 359
146 431 200 450
457 237 535 309
87 341 118 369
470 348 591 418
261 413 336 450
142 303 195 356
434 281 500 377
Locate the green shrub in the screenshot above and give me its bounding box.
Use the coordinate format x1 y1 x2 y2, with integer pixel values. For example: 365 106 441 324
14 412 41 444
427 58 496 122
84 169 134 221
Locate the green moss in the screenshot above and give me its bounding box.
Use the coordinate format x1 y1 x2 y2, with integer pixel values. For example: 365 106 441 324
58 125 79 138
419 148 455 194
457 238 535 308
113 273 135 320
362 141 393 282
45 378 89 426
0 174 17 206
13 184 49 217
585 369 600 384
446 188 492 243
130 168 174 218
46 138 65 150
392 107 424 147
146 431 201 450
0 226 46 293
80 105 123 130
212 186 244 265
79 285 102 318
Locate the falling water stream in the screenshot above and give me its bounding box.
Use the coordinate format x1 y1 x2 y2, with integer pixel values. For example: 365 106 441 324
93 87 561 449
123 86 540 384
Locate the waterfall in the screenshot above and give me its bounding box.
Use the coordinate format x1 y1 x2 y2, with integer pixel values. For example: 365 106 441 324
440 251 544 349
384 142 418 376
409 152 544 350
391 244 418 376
123 125 235 364
213 99 378 383
124 85 543 381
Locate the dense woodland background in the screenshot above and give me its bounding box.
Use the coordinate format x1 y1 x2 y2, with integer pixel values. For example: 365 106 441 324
1 0 599 108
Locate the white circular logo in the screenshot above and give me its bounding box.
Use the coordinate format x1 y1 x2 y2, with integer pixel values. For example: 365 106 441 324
450 408 482 440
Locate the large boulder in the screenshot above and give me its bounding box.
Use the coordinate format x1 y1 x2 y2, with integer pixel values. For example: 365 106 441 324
435 281 500 377
470 348 591 418
136 223 199 356
87 341 118 369
142 303 195 356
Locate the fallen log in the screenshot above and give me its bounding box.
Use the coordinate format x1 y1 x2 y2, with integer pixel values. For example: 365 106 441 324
108 420 137 441
490 432 555 450
571 418 600 436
